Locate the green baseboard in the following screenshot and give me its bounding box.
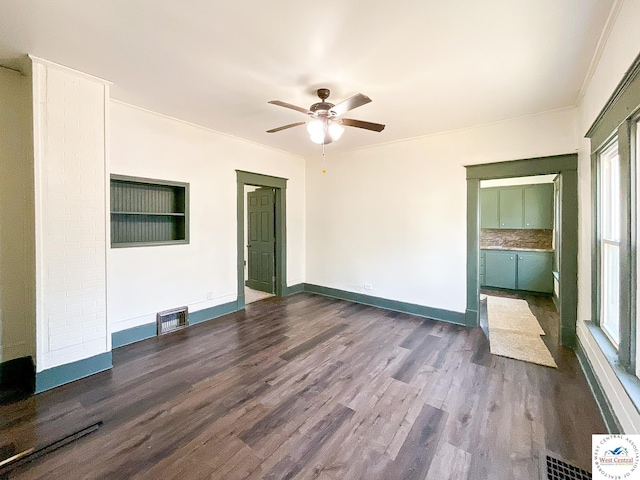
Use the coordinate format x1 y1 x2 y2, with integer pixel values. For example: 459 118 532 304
189 301 238 325
302 283 466 326
575 337 622 434
36 352 112 393
286 283 304 295
112 323 157 348
111 301 239 349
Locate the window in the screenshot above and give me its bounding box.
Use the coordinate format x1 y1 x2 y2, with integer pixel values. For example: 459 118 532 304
586 52 640 395
599 141 621 347
110 175 189 247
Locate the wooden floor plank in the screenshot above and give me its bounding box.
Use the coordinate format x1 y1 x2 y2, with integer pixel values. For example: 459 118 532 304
426 442 472 480
391 334 440 384
261 403 355 480
382 402 448 480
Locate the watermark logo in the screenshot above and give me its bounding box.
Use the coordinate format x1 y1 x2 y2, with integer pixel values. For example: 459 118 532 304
593 435 640 479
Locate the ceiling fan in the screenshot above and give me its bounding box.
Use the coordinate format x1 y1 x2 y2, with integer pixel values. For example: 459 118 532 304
267 88 385 145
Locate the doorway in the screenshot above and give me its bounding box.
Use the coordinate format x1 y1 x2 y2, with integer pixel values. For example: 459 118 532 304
245 186 276 303
236 171 287 310
465 154 578 347
477 174 559 366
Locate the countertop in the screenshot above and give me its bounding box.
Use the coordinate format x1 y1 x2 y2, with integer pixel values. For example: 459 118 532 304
481 246 554 253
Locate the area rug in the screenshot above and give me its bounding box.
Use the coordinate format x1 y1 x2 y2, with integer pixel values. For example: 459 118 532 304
485 295 557 368
486 295 545 336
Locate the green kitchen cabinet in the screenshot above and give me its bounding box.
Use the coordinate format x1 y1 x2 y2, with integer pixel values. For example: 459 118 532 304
523 184 554 229
516 251 553 293
498 187 524 228
480 251 486 286
480 189 499 229
484 250 517 289
480 183 554 230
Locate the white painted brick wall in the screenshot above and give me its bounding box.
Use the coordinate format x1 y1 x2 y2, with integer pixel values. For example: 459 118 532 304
33 60 108 371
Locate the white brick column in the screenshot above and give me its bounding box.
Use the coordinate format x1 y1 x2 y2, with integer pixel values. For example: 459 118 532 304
31 57 110 382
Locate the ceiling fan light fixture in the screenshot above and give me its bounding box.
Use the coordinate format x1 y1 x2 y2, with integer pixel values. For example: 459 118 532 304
306 119 325 137
328 122 344 141
307 118 343 144
309 132 326 144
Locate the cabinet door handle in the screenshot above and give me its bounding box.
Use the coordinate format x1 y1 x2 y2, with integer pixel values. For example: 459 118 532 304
519 256 523 260
510 256 514 260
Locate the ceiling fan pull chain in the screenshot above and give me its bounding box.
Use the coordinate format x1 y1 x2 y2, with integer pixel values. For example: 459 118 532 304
322 141 327 174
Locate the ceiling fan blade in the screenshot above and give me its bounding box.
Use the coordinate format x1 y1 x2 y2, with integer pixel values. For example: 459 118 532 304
266 121 306 133
268 100 311 115
340 118 385 132
330 93 372 116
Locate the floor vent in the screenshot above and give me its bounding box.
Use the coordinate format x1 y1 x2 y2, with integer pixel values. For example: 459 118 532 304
157 306 189 335
545 454 591 480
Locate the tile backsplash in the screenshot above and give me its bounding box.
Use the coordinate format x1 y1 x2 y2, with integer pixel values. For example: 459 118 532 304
481 229 553 250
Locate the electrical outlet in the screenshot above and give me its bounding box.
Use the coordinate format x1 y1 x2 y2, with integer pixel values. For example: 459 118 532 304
207 291 214 300
364 283 373 290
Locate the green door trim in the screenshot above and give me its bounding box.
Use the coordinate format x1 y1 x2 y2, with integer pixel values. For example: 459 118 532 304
465 153 579 346
236 170 287 311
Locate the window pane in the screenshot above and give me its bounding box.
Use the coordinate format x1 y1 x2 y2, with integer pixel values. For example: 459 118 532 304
600 142 620 242
599 139 620 348
601 242 620 346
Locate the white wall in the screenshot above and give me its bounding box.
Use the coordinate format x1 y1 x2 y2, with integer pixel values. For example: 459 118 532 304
108 102 305 333
31 59 109 371
305 108 577 313
576 0 640 433
0 67 35 363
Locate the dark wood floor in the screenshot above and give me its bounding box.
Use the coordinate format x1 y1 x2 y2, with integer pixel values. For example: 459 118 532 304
1 293 606 479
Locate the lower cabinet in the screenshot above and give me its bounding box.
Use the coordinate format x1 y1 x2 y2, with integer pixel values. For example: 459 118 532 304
481 249 553 293
516 252 553 293
483 251 516 289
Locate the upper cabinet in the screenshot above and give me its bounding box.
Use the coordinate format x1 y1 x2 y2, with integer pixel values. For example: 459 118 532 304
498 187 524 228
523 184 554 229
480 189 499 228
481 184 553 230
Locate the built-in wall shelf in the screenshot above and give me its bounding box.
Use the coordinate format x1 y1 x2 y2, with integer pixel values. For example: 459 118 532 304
110 175 189 247
111 212 186 216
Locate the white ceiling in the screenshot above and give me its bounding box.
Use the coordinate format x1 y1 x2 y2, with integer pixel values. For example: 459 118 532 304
0 0 614 157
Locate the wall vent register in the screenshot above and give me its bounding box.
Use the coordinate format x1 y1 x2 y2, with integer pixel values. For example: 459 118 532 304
157 307 189 335
543 454 591 480
110 175 189 247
